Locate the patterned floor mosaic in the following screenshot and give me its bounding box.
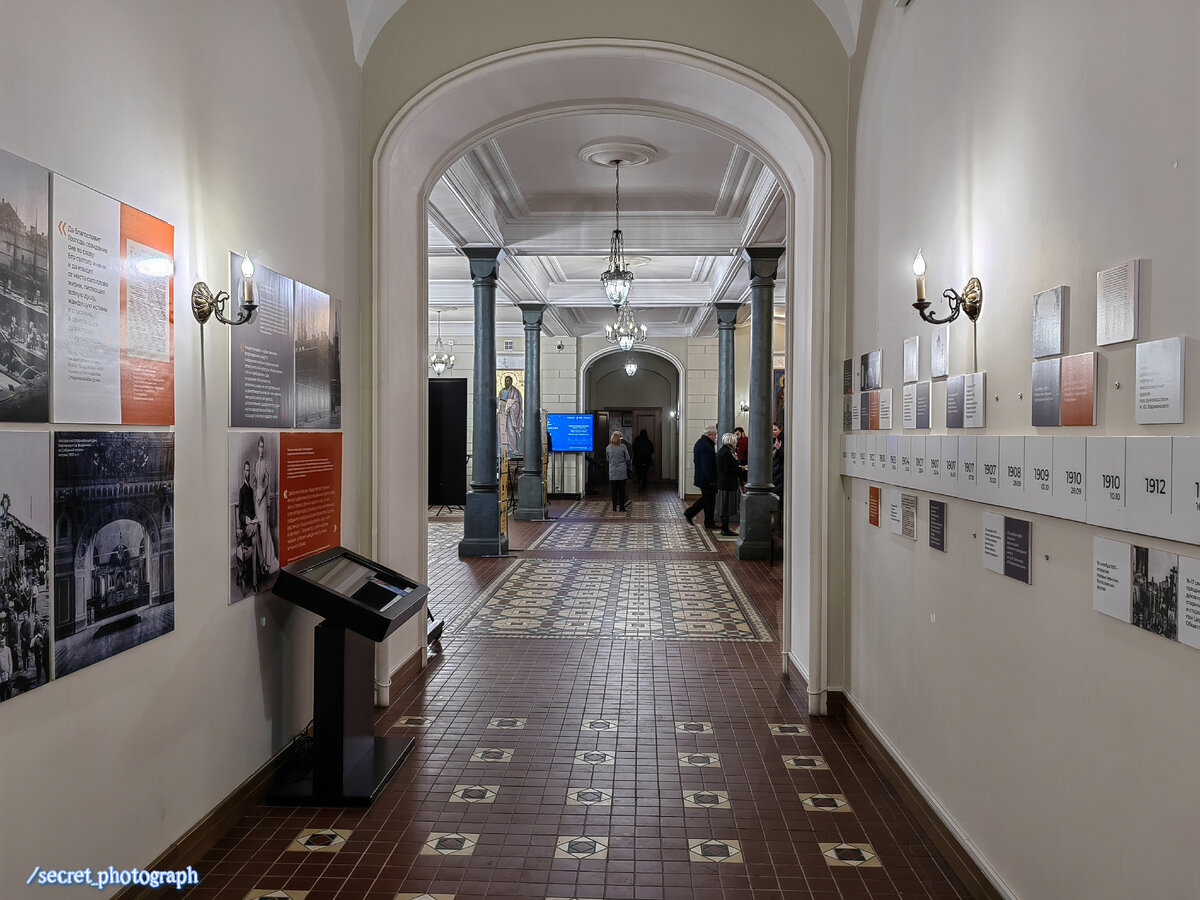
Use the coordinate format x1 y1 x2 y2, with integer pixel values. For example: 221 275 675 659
427 521 462 557
452 559 772 641
560 495 686 520
526 520 716 552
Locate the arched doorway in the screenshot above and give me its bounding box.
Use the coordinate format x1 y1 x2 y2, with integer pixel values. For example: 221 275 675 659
373 39 831 712
580 345 685 496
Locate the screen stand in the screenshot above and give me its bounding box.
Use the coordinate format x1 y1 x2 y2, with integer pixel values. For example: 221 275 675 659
267 622 413 806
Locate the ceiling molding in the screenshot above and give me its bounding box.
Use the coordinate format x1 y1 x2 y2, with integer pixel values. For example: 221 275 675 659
468 140 530 220
348 1 858 67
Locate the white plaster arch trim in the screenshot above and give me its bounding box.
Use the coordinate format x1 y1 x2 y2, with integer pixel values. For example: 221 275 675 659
579 344 687 499
373 38 832 713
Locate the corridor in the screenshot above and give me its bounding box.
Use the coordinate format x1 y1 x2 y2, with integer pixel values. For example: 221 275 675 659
184 489 966 899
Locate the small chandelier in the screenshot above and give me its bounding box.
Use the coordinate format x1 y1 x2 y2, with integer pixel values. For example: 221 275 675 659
600 161 633 307
624 358 638 377
605 300 647 352
429 308 456 376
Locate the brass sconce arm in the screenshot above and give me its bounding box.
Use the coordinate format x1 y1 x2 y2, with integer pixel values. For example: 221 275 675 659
191 282 258 326
912 277 983 325
191 254 258 327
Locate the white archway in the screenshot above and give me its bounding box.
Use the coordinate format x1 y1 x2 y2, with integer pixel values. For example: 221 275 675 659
373 39 832 713
579 344 687 498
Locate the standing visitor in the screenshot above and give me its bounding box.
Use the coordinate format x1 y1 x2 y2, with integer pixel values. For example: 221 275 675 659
631 429 654 493
716 432 742 536
684 426 718 528
606 430 633 512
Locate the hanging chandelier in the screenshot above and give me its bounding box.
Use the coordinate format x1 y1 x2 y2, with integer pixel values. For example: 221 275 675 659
429 308 456 376
624 358 638 377
605 300 647 351
600 161 633 307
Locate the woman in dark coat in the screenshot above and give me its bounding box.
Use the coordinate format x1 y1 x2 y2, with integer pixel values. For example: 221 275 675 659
631 429 654 492
715 432 741 536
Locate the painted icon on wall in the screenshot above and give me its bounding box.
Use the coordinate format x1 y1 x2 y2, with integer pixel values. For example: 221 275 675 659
497 369 524 457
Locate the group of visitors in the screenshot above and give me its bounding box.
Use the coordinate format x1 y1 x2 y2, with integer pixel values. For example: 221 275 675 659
684 423 784 534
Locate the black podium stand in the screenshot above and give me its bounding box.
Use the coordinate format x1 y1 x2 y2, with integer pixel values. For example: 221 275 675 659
266 547 427 807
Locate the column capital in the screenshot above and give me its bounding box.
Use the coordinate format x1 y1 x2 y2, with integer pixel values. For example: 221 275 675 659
741 246 785 282
714 301 740 329
519 302 546 329
463 246 506 281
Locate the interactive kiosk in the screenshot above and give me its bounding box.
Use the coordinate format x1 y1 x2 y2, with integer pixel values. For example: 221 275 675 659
268 547 428 806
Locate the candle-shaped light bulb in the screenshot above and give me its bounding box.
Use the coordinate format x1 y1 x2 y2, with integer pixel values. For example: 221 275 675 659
241 255 255 309
913 249 926 301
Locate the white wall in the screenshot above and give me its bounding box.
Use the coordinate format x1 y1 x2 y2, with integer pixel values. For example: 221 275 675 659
848 2 1200 896
0 2 362 894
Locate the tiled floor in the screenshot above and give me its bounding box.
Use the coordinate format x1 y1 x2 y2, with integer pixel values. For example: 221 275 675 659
181 487 967 899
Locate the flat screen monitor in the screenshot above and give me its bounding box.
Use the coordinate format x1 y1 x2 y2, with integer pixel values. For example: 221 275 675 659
547 413 594 452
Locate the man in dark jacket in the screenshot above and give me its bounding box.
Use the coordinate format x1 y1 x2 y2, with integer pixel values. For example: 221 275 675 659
683 426 718 527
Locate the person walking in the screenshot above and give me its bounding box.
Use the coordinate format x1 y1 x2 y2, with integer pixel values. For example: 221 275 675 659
631 429 654 493
715 432 742 536
684 426 718 527
606 430 633 512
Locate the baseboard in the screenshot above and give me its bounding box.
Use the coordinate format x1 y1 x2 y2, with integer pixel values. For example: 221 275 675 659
112 742 293 900
388 646 426 705
837 691 1015 900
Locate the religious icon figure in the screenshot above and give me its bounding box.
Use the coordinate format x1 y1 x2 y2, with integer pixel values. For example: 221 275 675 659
498 374 523 457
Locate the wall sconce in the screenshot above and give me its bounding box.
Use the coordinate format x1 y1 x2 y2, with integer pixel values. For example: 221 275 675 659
911 250 982 325
739 401 750 413
192 255 258 326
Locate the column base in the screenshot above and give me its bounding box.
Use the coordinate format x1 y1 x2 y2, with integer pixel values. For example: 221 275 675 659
514 472 547 521
458 490 509 557
735 491 775 560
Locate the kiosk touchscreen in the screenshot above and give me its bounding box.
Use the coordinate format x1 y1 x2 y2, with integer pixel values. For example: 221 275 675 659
269 547 428 806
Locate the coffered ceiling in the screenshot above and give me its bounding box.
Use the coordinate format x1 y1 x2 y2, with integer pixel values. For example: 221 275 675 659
426 112 789 338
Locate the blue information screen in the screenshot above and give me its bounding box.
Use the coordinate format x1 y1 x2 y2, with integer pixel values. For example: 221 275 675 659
547 413 594 452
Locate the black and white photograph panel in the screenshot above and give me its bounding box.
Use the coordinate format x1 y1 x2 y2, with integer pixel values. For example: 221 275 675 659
294 283 341 429
52 432 174 677
0 147 51 422
0 431 51 702
1131 545 1178 641
228 431 280 604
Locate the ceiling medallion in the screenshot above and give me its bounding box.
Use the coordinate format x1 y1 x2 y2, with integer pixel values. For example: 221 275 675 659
578 141 658 168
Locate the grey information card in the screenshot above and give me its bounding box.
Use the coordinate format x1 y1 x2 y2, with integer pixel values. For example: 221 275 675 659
1135 336 1184 424
945 375 964 429
915 381 931 430
1096 259 1139 346
1032 285 1067 358
1032 358 1062 427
